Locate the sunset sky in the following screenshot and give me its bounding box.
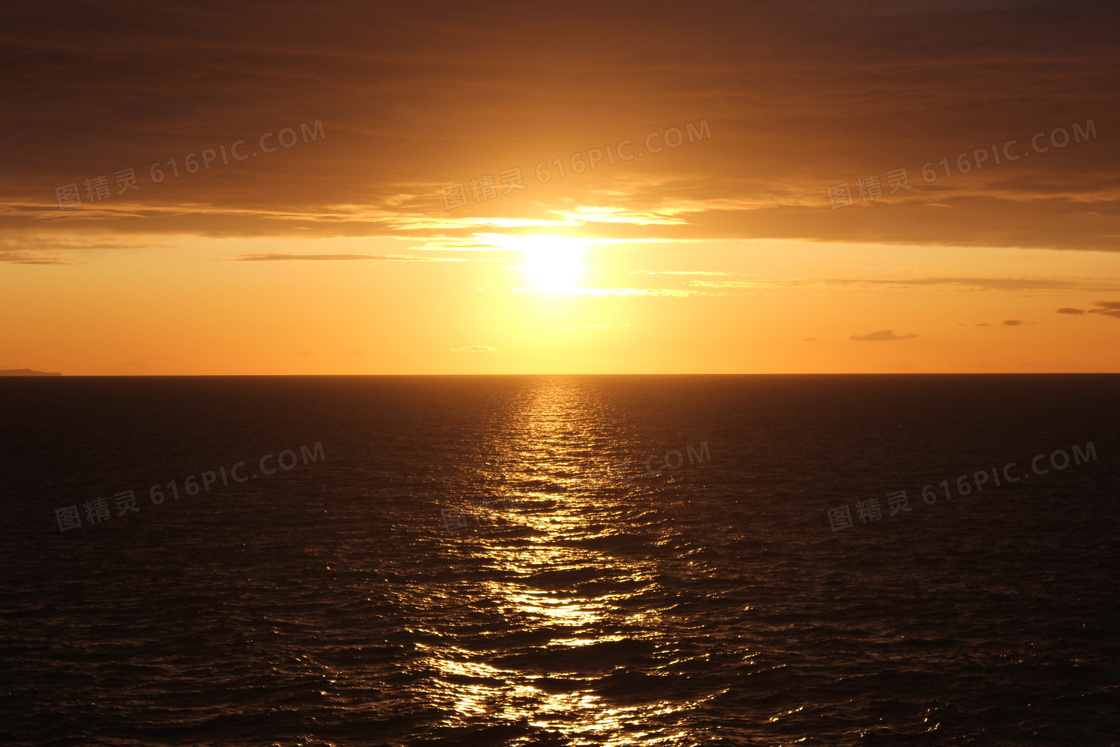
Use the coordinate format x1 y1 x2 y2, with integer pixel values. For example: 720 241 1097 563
2 0 1118 374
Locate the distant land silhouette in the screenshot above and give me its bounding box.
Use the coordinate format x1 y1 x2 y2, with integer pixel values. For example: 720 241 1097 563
0 369 61 376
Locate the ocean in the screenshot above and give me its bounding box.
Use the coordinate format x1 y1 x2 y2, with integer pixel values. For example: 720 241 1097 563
1 375 1118 746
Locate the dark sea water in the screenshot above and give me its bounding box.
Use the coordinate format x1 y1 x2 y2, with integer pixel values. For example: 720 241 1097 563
1 375 1119 746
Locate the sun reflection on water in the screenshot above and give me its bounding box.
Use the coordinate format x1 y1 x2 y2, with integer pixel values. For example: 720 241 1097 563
419 378 718 744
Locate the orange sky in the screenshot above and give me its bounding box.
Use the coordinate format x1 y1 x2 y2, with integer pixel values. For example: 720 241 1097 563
2 0 1118 374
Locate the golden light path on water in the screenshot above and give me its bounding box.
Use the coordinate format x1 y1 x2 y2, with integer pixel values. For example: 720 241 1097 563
422 378 727 744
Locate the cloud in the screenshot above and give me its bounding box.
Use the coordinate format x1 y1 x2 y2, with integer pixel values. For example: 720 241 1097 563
0 252 78 264
850 329 918 341
802 337 817 342
229 253 461 262
1059 301 1120 319
451 345 496 353
512 286 703 297
1088 301 1120 319
555 206 686 226
687 276 1120 293
1 0 1118 253
630 270 732 276
1002 319 1025 326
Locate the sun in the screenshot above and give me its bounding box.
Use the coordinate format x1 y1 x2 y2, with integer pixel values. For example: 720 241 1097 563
519 236 587 292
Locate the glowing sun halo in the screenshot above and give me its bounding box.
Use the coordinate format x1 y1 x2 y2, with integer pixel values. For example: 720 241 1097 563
520 237 586 292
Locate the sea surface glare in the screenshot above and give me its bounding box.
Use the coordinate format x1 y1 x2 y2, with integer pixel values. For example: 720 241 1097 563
1 375 1118 745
